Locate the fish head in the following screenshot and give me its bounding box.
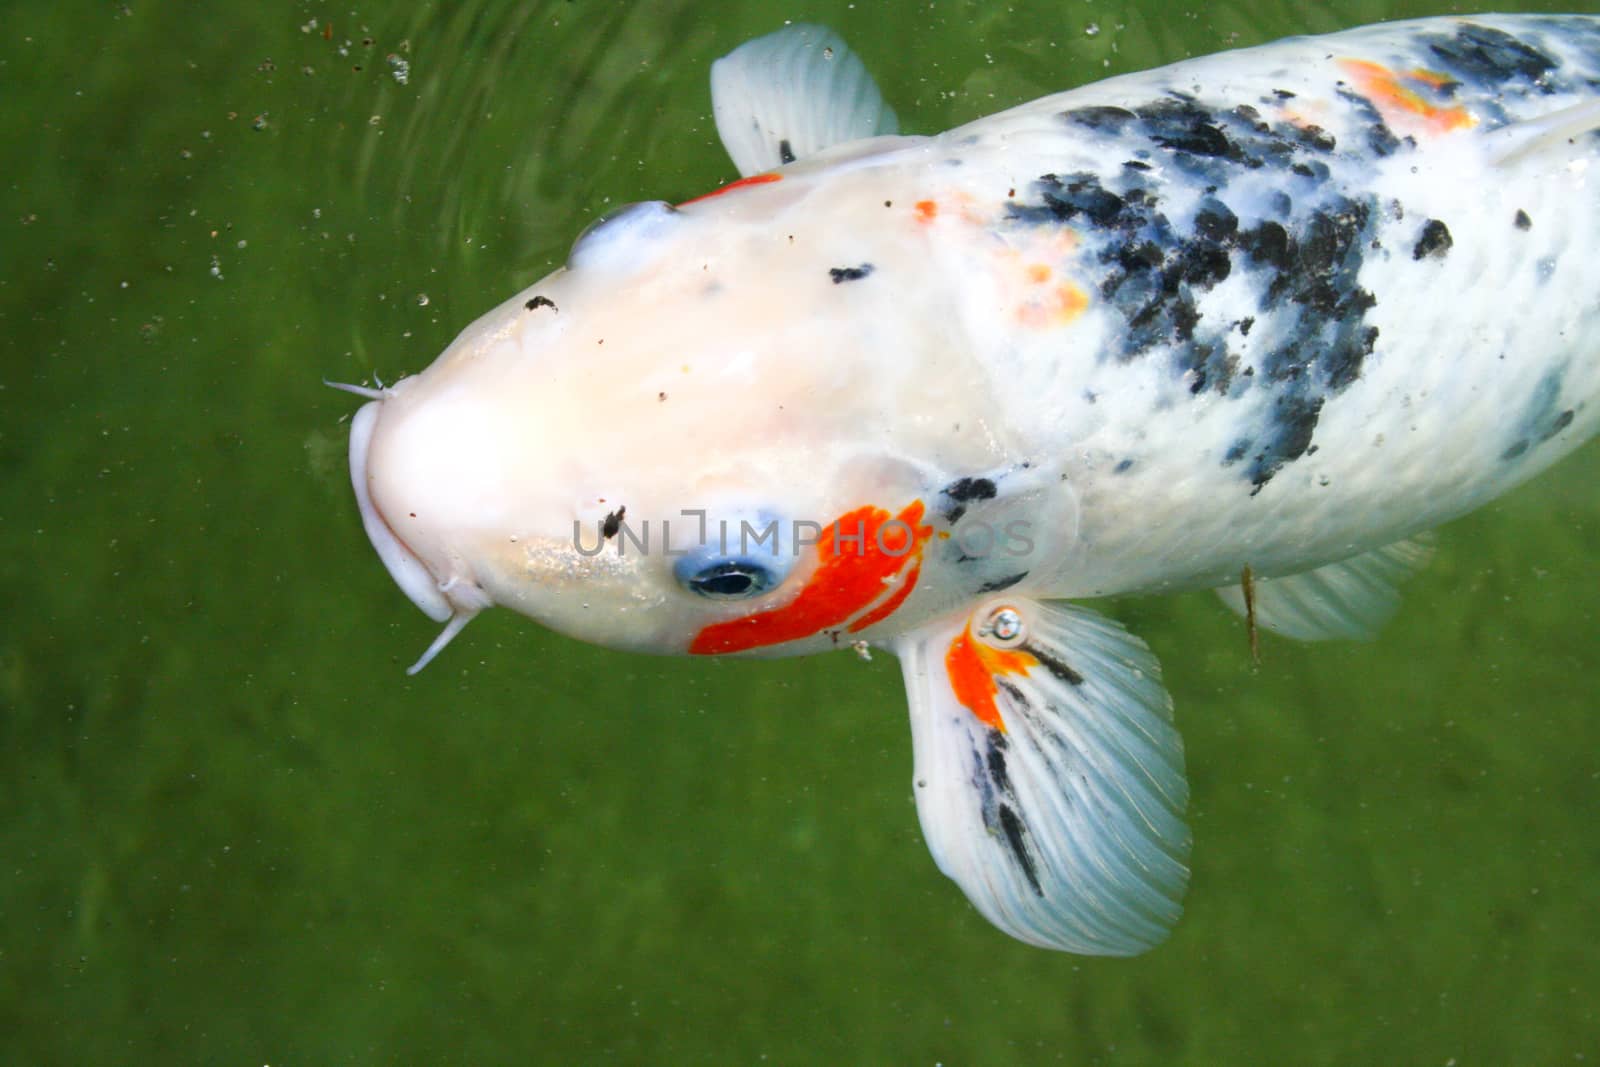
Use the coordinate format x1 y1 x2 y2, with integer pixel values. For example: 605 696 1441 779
347 193 953 669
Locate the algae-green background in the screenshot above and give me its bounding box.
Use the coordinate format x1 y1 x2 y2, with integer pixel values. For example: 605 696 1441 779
3 0 1596 1062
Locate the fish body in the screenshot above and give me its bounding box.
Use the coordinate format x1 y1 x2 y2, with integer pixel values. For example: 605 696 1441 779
340 16 1600 954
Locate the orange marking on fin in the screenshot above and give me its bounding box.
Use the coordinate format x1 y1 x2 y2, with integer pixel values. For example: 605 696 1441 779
690 502 932 654
945 624 1037 731
915 199 938 223
1026 263 1053 283
1338 58 1476 134
678 172 783 207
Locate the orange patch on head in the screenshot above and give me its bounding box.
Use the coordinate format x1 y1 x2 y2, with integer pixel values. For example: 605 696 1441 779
1026 263 1052 283
1338 58 1476 134
944 624 1037 731
914 199 939 223
678 171 783 207
689 501 932 655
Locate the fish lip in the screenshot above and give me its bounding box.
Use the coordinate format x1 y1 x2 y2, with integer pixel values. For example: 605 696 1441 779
348 400 454 623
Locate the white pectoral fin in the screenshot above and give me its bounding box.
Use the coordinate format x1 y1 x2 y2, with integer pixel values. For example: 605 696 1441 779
1489 99 1600 168
710 23 898 177
896 597 1190 955
1215 536 1435 642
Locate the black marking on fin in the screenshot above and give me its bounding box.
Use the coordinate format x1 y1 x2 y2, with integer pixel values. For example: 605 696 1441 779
525 295 557 312
601 506 626 539
778 138 796 165
985 731 1013 791
996 677 1026 707
1022 642 1085 687
1515 209 1532 230
998 805 1043 895
973 728 1041 895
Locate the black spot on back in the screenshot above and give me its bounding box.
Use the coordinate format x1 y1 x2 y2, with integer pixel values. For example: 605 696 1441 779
1423 23 1558 89
1335 89 1402 157
1501 369 1573 461
1413 219 1453 260
1023 84 1404 491
829 263 874 283
1062 105 1138 131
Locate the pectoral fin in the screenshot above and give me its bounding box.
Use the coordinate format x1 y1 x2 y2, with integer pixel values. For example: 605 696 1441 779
1215 536 1434 642
895 597 1190 955
1489 99 1600 168
710 24 898 177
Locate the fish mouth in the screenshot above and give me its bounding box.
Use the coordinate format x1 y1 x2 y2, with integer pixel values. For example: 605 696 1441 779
348 400 454 623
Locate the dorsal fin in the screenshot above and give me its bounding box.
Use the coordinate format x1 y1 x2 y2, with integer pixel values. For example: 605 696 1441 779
710 24 898 178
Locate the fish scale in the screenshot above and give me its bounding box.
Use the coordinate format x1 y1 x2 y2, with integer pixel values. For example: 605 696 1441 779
877 17 1600 594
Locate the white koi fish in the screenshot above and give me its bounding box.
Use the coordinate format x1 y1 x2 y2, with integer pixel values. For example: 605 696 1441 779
337 16 1600 954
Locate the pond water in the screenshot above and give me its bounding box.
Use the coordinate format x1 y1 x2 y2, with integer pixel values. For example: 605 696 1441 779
4 0 1597 1061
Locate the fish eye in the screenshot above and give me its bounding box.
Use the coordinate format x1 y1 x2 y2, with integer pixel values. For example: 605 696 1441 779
567 200 680 271
678 558 781 600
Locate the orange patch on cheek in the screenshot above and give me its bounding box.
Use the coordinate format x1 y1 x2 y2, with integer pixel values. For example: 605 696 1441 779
689 502 932 655
847 560 921 634
1338 58 1476 133
678 171 783 207
945 625 1037 731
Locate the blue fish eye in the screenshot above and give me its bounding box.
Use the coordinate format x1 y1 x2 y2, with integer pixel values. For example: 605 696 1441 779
679 558 780 601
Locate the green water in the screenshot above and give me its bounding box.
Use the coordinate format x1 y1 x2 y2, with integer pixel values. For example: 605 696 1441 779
4 0 1597 1062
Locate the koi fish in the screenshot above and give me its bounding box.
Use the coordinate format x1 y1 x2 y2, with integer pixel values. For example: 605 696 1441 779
337 16 1600 954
